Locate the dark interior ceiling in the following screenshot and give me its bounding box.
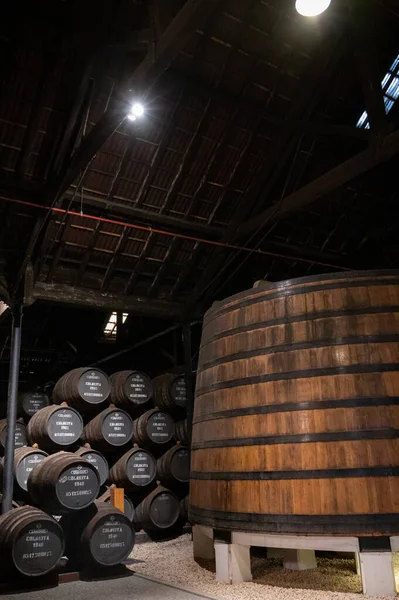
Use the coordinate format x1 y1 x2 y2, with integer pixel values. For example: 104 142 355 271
1 0 399 390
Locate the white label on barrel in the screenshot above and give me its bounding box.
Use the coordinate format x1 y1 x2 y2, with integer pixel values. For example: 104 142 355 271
13 522 63 575
56 464 99 509
101 411 133 446
127 450 156 486
125 373 152 404
81 451 109 486
147 412 174 444
90 516 134 565
78 370 109 404
14 423 27 448
16 453 47 491
47 409 83 445
22 393 49 416
1 422 28 448
172 377 187 407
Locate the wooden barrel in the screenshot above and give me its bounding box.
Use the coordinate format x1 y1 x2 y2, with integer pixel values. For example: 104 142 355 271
109 448 156 492
157 445 190 487
27 451 100 515
13 446 48 498
0 419 27 451
18 391 49 420
83 408 133 451
53 367 110 412
75 447 109 486
174 419 189 445
98 489 135 522
190 270 399 535
180 496 189 523
153 374 187 416
134 485 180 531
0 506 64 577
110 370 153 414
26 405 83 451
60 500 135 568
132 409 174 448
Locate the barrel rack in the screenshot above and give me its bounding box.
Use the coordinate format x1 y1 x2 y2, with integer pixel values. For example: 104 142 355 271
193 525 399 597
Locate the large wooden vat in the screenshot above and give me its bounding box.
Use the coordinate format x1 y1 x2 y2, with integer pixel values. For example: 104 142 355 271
190 270 399 535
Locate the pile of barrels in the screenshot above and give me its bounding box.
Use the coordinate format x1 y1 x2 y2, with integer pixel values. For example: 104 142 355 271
0 367 190 579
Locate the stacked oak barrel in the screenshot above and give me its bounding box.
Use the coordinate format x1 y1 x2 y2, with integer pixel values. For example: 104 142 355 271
0 366 189 578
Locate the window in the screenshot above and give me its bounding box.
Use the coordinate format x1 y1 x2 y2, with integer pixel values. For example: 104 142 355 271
104 312 128 337
357 54 399 129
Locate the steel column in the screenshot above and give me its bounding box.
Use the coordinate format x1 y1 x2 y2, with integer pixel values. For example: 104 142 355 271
182 322 194 444
1 304 23 514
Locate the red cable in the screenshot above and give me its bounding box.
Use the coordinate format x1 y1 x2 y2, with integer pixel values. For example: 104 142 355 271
0 194 352 271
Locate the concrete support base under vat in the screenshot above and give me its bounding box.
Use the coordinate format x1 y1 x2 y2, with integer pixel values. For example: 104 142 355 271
283 549 317 571
192 525 215 560
359 552 396 597
215 542 252 583
192 525 399 596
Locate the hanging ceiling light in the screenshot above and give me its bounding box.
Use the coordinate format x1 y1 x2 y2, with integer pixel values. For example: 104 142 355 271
127 102 145 121
295 0 331 17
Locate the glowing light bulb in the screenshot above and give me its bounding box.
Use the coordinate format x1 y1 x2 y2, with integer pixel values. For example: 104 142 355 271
127 102 144 122
131 102 144 117
295 0 331 17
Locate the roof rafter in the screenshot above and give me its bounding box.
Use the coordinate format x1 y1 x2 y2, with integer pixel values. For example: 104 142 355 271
184 21 347 303
13 0 226 296
236 126 399 240
51 0 227 203
32 281 186 318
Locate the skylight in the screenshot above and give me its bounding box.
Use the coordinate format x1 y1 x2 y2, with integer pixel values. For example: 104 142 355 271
357 54 399 129
104 312 128 337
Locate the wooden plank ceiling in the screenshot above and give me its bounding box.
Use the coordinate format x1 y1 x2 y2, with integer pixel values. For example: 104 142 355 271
1 0 399 317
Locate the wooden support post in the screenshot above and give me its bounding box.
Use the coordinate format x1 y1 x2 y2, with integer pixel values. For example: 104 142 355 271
110 487 125 513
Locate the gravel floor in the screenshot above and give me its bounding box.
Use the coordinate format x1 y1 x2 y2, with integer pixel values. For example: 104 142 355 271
130 534 399 600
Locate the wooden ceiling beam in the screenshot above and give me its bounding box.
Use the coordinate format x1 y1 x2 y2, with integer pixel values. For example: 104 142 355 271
236 126 399 240
100 226 130 291
62 189 221 237
32 281 185 318
15 0 224 297
134 85 185 208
